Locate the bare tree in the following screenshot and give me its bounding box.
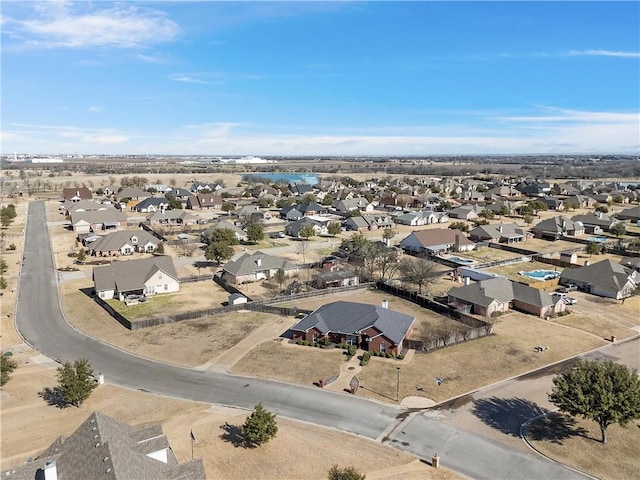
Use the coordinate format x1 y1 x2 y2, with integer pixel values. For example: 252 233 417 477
398 256 438 294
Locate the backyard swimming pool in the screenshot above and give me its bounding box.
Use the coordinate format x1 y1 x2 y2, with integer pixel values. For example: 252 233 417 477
519 270 560 281
449 257 474 264
587 236 608 243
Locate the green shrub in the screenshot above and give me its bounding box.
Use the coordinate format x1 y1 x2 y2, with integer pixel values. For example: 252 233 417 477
386 352 393 358
347 344 357 358
296 340 304 345
360 352 371 366
8 244 16 251
371 351 378 357
397 354 405 360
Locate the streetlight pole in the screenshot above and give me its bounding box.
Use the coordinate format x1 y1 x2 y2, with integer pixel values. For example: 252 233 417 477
396 367 400 403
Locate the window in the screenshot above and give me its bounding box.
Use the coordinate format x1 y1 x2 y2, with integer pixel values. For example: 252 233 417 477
312 333 317 343
380 342 386 353
164 284 168 291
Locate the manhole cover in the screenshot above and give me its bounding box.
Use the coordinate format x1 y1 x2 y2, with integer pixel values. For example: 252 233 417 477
348 367 355 370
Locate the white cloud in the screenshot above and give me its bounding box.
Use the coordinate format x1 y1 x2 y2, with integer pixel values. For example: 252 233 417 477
565 50 640 58
4 3 179 49
170 75 211 85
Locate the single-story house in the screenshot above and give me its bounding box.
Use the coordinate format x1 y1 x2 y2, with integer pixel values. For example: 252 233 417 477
133 197 170 213
186 193 223 210
0 411 205 480
70 209 128 234
116 187 151 201
394 210 449 226
311 268 359 289
531 216 585 240
62 187 92 202
221 251 299 285
615 206 640 223
93 255 179 301
447 205 483 221
399 228 476 255
190 181 221 193
344 214 394 231
559 259 637 300
64 199 112 215
86 229 160 256
334 198 374 214
201 221 248 243
289 182 315 196
571 213 619 232
289 301 415 355
285 216 330 238
145 210 197 226
468 223 532 243
448 277 565 318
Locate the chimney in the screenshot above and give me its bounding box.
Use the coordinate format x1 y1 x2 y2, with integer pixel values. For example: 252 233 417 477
598 212 603 219
44 461 58 480
498 224 503 233
256 257 262 267
584 260 590 266
381 299 389 309
464 276 471 286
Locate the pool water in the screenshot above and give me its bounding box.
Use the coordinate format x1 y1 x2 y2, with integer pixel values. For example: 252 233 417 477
519 270 560 280
449 257 474 264
587 236 608 243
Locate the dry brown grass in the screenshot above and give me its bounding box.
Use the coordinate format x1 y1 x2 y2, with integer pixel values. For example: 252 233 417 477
1 353 455 480
355 313 606 404
554 314 637 341
525 413 640 480
230 340 346 386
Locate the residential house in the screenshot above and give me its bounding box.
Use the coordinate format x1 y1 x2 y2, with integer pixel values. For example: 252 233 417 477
448 276 565 318
565 195 596 209
589 193 613 205
288 182 315 196
62 187 92 203
201 221 248 243
334 197 374 214
145 210 197 226
280 205 304 221
518 183 551 197
86 229 160 256
485 185 521 198
221 251 299 285
484 200 519 216
166 187 192 203
344 214 394 232
399 228 475 255
393 210 449 226
251 184 279 198
290 301 415 355
311 268 359 289
294 202 329 217
468 223 531 243
144 184 172 193
0 411 205 480
64 199 112 215
70 209 128 234
447 204 483 221
616 206 640 223
186 193 223 210
132 197 170 213
190 181 221 194
540 197 565 211
285 216 330 237
572 213 619 233
116 187 151 201
559 259 637 300
93 255 179 300
531 216 585 240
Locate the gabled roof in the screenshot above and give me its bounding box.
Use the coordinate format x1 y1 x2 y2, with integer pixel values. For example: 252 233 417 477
531 216 582 234
135 197 170 209
400 228 475 248
87 230 159 253
146 210 197 223
1 411 205 480
616 206 640 220
93 256 178 293
449 277 555 308
560 259 636 294
469 223 528 241
223 251 298 276
571 213 616 228
70 209 127 226
117 187 151 199
62 187 92 200
291 301 415 345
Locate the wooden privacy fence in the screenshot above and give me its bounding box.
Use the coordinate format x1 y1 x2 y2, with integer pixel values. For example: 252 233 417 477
376 281 493 353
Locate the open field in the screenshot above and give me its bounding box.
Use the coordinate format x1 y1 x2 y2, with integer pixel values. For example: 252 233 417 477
0 351 454 480
60 279 287 367
525 413 640 480
449 246 524 263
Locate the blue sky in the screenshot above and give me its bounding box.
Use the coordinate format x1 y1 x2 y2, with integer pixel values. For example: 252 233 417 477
2 1 639 156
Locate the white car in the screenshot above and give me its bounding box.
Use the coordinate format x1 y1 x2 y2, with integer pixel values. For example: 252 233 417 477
551 292 577 305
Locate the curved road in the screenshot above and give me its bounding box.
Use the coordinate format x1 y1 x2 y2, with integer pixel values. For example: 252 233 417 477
16 201 587 479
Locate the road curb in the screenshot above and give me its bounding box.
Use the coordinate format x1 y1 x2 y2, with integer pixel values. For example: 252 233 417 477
520 412 601 480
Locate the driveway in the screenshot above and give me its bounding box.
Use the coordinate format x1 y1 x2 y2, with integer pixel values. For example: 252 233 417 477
14 201 592 479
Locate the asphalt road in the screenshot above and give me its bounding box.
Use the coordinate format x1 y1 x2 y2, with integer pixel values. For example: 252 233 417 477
16 200 591 479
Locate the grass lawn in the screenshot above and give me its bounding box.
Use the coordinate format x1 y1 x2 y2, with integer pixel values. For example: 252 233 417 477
554 313 637 341
452 247 523 263
355 313 606 404
230 340 347 386
525 413 640 480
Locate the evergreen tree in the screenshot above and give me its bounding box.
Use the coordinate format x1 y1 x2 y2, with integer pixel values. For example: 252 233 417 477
549 359 640 444
76 249 87 264
327 222 342 237
56 358 98 407
328 465 366 480
246 220 265 244
205 242 234 265
241 403 278 447
1 354 18 386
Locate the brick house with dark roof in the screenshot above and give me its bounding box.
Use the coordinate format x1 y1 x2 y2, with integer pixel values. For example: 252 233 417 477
290 301 415 355
62 187 93 202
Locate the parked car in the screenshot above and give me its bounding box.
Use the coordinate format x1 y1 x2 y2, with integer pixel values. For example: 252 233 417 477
558 284 578 293
551 292 578 305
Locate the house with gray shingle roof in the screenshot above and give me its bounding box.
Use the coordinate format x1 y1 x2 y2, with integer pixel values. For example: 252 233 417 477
531 216 585 240
221 251 299 285
468 223 531 243
86 230 160 257
0 411 205 480
70 209 128 234
399 228 475 254
290 301 415 355
93 256 179 301
448 277 564 318
201 221 248 243
559 259 637 299
145 209 197 226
